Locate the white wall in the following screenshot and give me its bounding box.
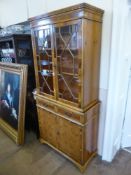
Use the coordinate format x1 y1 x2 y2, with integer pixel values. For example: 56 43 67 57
27 0 46 18
102 0 131 161
121 6 131 148
0 0 27 27
0 0 113 159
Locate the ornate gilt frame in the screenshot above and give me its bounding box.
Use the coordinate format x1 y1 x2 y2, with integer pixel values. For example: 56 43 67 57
0 62 27 145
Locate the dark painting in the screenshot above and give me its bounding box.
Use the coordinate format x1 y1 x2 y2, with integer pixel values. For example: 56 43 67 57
0 71 20 130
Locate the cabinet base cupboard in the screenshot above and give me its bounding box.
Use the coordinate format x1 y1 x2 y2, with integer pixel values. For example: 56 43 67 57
29 3 104 172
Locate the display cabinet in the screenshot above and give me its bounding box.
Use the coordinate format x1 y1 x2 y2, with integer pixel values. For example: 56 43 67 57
29 3 104 172
0 34 38 135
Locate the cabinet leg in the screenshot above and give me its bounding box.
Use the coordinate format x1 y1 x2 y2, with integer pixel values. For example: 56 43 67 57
39 138 45 144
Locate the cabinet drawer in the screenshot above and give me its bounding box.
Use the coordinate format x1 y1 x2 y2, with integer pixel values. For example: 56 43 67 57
37 99 55 111
36 98 84 124
57 107 82 123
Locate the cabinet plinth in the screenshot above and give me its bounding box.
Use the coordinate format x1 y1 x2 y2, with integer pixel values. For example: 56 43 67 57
29 3 104 172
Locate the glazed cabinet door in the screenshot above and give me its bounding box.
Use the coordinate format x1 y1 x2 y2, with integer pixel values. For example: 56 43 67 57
53 20 82 106
32 25 55 98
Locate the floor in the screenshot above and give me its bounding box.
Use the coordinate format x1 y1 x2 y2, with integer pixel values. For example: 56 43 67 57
0 130 131 175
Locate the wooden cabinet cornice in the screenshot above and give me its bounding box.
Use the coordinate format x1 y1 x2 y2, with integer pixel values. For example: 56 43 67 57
29 3 104 27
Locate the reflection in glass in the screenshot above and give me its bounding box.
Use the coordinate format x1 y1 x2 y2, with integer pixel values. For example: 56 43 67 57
35 28 54 95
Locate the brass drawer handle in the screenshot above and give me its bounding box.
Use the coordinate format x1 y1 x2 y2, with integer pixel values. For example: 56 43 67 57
57 131 60 135
43 103 54 109
43 104 48 108
41 103 50 108
64 112 73 117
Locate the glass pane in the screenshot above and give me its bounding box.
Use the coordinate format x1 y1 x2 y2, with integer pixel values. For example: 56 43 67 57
35 27 54 95
55 23 81 103
17 40 31 57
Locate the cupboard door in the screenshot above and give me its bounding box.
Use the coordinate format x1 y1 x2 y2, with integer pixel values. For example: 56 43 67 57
38 108 58 147
33 25 55 97
54 20 82 105
57 117 83 163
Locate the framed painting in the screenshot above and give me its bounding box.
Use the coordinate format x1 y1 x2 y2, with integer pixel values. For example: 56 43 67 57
0 62 27 145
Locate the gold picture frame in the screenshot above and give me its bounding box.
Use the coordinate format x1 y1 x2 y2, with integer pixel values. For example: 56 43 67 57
0 62 27 145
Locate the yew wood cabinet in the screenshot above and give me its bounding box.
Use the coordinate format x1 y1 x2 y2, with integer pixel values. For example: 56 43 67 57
29 3 104 172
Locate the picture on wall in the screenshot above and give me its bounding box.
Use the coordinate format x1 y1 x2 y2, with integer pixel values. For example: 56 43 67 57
0 62 27 145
